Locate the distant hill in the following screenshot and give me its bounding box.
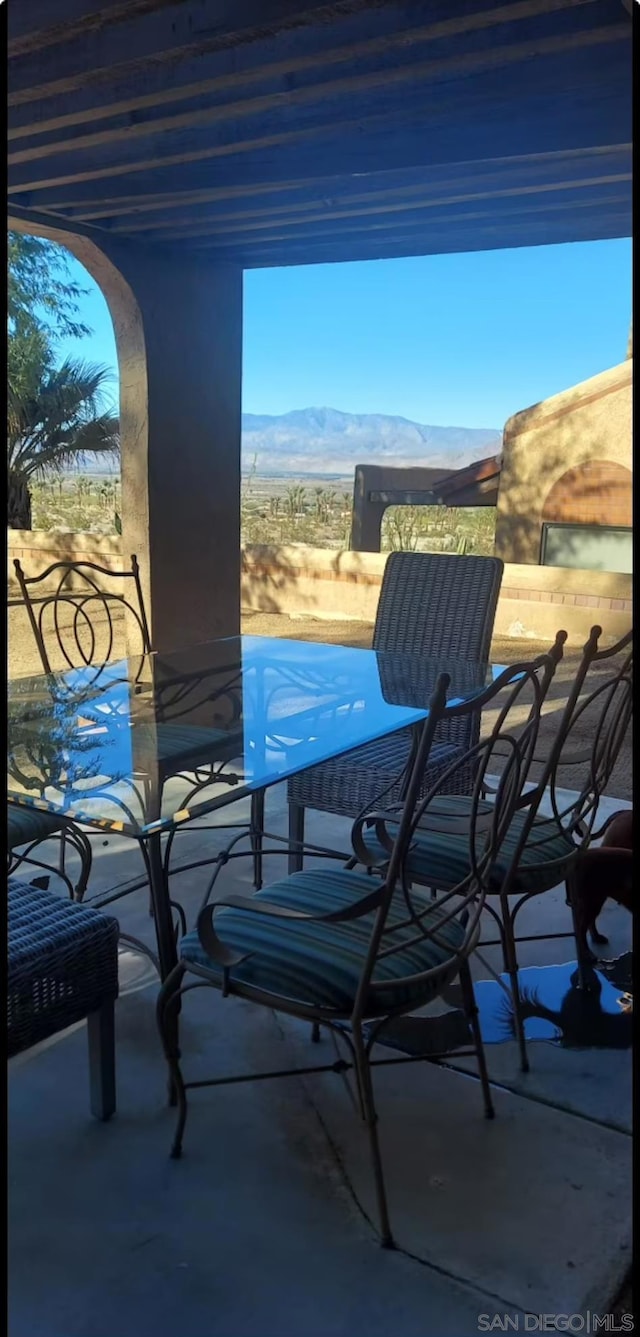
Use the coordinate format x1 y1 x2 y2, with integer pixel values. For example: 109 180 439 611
242 407 501 474
71 407 502 476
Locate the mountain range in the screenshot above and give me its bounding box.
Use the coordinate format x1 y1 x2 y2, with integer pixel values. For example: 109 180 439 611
242 408 501 474
74 407 502 476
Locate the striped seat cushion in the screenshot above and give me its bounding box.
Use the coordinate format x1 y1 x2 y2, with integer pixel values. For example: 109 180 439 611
180 867 465 1015
154 723 240 763
8 804 65 850
363 802 574 895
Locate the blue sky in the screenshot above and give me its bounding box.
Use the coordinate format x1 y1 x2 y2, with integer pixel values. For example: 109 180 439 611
58 237 631 431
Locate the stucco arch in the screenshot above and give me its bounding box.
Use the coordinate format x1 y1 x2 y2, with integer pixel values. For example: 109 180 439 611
8 215 151 609
542 460 632 528
8 215 243 649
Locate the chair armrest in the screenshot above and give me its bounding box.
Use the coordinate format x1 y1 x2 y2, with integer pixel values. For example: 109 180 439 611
352 795 496 866
351 808 402 864
197 883 385 969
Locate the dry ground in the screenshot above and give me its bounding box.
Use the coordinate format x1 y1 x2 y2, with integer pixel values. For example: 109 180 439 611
7 602 631 802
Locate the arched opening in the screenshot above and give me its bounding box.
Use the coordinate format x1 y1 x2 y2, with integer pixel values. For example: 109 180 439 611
541 460 632 573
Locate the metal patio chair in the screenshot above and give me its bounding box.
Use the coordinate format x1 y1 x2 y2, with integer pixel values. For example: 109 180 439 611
11 554 261 925
8 802 93 901
284 551 503 874
156 646 555 1248
10 553 153 899
8 876 119 1120
13 552 152 682
366 625 633 1072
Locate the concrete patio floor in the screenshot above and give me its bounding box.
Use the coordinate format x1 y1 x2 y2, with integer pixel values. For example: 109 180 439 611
9 785 632 1337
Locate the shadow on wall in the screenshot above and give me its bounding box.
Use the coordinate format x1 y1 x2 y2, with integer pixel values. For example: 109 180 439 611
241 545 306 615
241 544 374 618
496 451 632 567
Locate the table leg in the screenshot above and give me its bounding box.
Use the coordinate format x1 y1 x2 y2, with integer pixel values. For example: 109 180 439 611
146 832 181 1104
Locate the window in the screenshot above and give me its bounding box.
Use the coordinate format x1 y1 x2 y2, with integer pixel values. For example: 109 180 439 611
541 524 632 575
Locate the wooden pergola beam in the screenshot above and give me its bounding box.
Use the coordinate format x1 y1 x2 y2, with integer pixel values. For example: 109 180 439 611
223 211 632 267
9 20 627 170
49 147 633 223
123 172 629 243
8 0 186 57
8 0 597 138
8 0 398 97
165 191 628 251
8 0 631 263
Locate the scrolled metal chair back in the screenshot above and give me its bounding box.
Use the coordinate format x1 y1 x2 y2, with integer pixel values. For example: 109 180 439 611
14 554 152 686
541 626 633 842
350 641 564 1021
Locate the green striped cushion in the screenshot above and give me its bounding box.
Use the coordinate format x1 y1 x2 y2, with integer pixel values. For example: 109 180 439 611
8 804 65 850
363 803 574 895
181 868 465 1015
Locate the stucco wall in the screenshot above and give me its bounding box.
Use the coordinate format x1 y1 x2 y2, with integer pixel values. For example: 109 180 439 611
240 544 631 645
7 532 631 646
494 359 632 565
8 531 124 600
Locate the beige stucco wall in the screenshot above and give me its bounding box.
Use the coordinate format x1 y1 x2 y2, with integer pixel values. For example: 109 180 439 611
239 544 631 645
8 531 123 598
7 532 631 646
494 359 632 564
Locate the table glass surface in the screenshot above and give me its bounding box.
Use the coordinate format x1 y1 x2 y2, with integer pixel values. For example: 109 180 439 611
7 635 502 838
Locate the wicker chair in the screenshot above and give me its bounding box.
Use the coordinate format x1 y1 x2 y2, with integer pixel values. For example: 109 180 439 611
285 551 503 873
157 647 554 1247
8 877 119 1119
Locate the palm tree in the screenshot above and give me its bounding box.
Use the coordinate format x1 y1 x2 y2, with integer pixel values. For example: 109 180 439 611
7 358 119 529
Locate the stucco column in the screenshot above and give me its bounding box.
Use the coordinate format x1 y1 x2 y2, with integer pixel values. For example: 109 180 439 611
101 240 243 652
351 466 385 552
9 218 243 654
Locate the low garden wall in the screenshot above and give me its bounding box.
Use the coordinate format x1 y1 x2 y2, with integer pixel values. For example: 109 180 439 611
7 531 632 645
8 531 122 598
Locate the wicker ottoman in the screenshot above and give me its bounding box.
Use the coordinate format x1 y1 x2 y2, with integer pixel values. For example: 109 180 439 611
8 877 120 1120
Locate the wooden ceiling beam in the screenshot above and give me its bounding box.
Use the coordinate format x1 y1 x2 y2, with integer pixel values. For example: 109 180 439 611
198 209 632 264
9 74 630 210
50 144 634 222
9 193 628 264
104 161 631 236
145 184 631 244
9 68 629 202
9 20 628 167
8 0 598 139
7 0 186 57
8 0 399 100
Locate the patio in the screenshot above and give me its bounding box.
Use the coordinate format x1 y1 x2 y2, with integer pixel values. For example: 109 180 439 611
9 774 632 1337
7 4 633 1334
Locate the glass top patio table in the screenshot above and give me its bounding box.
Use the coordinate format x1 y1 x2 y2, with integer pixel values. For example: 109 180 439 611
7 634 502 840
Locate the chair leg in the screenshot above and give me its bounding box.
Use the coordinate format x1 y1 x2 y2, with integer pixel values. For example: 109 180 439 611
351 1024 394 1248
72 830 93 902
87 1000 116 1121
156 964 189 1150
500 909 530 1074
58 827 71 898
288 802 305 875
250 789 265 890
459 958 494 1119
